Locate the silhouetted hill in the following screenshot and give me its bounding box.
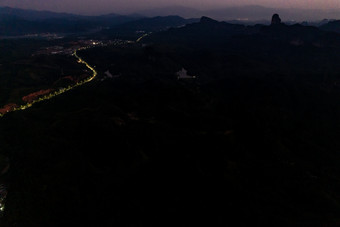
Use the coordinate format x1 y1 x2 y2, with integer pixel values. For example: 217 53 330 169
301 19 335 27
145 16 340 49
320 20 340 33
0 7 142 36
0 16 96 35
137 5 202 18
98 16 199 39
115 16 198 32
0 7 78 20
144 16 262 47
136 5 340 21
0 8 197 37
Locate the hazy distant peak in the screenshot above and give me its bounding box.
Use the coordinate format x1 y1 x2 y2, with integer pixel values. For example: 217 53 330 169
137 5 201 18
0 6 77 20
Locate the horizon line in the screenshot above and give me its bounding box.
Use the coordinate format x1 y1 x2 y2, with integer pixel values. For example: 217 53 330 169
2 4 340 17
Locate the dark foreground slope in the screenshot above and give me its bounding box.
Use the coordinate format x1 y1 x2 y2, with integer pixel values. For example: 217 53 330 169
2 17 340 226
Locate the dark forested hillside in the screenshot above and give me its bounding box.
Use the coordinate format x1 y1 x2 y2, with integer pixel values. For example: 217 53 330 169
1 13 340 227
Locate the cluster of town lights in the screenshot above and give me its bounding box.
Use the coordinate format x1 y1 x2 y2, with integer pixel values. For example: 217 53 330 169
0 185 7 216
0 50 97 118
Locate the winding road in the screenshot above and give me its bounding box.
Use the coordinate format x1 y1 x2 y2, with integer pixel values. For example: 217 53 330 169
0 49 98 118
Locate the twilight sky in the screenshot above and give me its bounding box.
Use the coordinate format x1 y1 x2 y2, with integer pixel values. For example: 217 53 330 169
1 0 340 15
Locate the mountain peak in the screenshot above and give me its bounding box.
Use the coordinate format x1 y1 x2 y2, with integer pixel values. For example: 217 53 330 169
200 16 218 24
271 14 282 25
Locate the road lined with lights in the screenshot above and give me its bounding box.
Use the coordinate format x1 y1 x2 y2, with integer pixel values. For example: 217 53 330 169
136 33 151 43
0 36 147 217
0 34 150 118
0 49 97 118
0 48 98 218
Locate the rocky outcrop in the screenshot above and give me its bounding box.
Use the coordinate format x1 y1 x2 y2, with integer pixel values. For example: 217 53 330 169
271 14 282 25
200 16 218 24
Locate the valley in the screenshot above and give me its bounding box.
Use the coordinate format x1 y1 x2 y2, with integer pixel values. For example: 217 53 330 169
1 8 340 226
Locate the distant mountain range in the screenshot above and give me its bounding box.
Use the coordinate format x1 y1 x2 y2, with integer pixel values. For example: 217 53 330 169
319 20 340 33
144 16 340 50
0 7 201 37
0 7 83 20
136 5 340 22
0 7 142 35
97 16 199 39
3 6 340 37
0 7 200 36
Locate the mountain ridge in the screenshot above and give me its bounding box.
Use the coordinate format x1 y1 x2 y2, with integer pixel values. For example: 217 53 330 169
136 5 340 21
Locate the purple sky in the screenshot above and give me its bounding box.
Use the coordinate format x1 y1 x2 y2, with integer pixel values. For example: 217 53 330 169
1 0 340 15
